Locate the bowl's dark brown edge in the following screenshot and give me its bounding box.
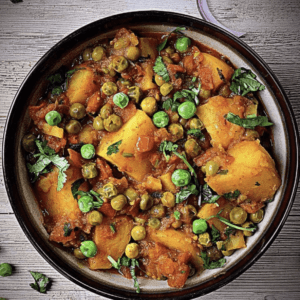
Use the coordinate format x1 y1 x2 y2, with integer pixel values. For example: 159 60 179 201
2 10 299 300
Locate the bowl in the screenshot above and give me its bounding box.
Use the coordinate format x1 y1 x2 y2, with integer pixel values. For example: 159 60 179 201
3 11 299 299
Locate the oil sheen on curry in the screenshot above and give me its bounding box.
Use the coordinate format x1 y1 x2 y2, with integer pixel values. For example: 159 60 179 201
23 27 281 292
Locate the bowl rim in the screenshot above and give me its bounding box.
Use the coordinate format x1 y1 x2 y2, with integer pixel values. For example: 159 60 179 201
2 10 300 299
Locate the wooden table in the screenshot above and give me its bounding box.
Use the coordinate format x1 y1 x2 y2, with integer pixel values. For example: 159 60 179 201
0 0 299 299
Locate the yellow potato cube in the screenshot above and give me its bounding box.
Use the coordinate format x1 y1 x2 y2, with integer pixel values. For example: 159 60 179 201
96 110 156 182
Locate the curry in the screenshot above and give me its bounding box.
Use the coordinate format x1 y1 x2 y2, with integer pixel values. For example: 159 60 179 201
22 27 281 292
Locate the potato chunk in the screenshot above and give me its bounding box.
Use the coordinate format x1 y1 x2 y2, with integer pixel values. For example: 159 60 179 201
35 165 88 223
201 53 234 92
206 140 281 203
147 228 203 270
88 216 133 270
96 110 156 182
66 67 99 105
139 37 158 60
196 95 247 149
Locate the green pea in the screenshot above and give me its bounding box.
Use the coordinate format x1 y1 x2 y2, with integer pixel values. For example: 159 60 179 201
45 111 61 126
66 120 81 134
92 46 105 61
160 83 173 96
22 133 36 152
111 194 127 211
69 103 86 119
189 118 204 130
82 48 92 61
80 240 97 257
113 92 129 109
0 263 12 277
78 195 94 213
124 188 138 201
74 248 86 259
230 207 248 225
249 209 264 223
205 160 219 176
80 144 95 159
148 218 161 229
112 56 128 73
102 82 118 96
127 86 141 103
175 37 191 53
98 183 118 199
100 104 113 119
192 219 208 234
93 116 104 131
178 101 196 119
198 232 211 246
88 211 103 226
103 114 123 132
171 169 191 187
152 111 169 128
82 162 98 179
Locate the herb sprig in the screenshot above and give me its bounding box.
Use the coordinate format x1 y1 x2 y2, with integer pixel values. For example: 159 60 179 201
201 184 221 206
157 26 186 52
26 140 69 191
225 112 273 130
200 252 226 270
108 256 140 293
107 140 122 155
153 56 170 82
29 271 50 294
230 67 265 96
176 184 199 204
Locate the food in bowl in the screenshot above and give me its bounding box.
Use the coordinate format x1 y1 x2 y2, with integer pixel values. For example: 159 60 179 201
22 27 281 292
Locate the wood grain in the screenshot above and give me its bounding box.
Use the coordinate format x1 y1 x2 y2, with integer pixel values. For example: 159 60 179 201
0 0 299 299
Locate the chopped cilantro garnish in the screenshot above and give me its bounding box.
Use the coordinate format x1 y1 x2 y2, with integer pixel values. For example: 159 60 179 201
223 190 241 200
159 140 178 162
157 26 186 52
162 98 180 112
29 271 50 294
230 67 265 96
107 140 122 155
211 225 220 242
176 184 199 204
153 56 170 82
174 211 181 220
225 112 273 130
63 223 72 237
26 140 69 191
110 224 116 233
201 184 220 205
201 252 226 270
187 129 205 139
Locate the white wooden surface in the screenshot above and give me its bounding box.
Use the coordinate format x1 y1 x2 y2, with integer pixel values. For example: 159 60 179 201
0 0 300 299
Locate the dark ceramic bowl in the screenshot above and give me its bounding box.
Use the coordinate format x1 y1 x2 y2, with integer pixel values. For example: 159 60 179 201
3 11 299 299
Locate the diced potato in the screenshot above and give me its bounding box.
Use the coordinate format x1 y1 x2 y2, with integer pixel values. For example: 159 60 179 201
96 110 156 182
206 140 281 203
139 37 158 60
42 123 64 139
147 228 203 269
196 95 246 149
66 67 99 105
226 230 246 251
35 165 88 223
78 124 98 145
159 172 177 193
88 216 133 270
201 53 234 92
142 176 162 192
197 197 233 234
137 63 157 91
86 91 103 114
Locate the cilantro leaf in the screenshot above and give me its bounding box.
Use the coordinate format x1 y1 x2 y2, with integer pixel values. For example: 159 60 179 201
153 56 170 82
162 98 180 112
223 190 241 200
71 178 85 199
173 82 201 106
29 271 50 294
230 67 265 96
51 86 63 95
157 26 186 52
159 140 179 162
201 184 221 205
211 225 220 242
47 73 63 85
26 140 69 191
187 129 205 139
200 252 226 270
224 227 235 238
110 224 116 233
107 256 121 269
225 112 273 130
176 184 199 203
63 223 72 237
121 256 131 267
130 259 140 293
174 211 181 220
107 140 122 155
